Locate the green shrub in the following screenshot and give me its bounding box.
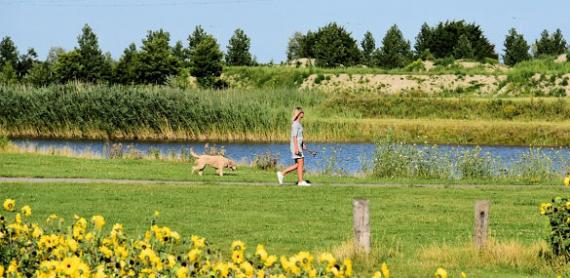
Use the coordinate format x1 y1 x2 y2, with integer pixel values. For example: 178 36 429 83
0 134 9 150
540 196 570 259
253 151 279 170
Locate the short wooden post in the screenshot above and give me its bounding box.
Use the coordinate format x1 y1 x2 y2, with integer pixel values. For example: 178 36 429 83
353 199 370 254
473 200 490 249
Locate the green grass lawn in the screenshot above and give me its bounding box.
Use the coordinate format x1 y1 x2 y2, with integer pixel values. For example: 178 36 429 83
0 182 563 277
0 152 568 276
0 152 562 186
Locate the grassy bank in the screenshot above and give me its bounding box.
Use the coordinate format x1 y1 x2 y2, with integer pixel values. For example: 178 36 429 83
0 152 564 186
0 181 565 277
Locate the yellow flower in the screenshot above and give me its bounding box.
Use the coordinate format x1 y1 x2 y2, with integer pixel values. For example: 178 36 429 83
435 267 448 278
77 261 90 277
342 258 353 276
214 262 230 278
91 215 105 230
99 246 113 258
540 203 553 215
240 261 254 277
373 271 382 278
15 213 21 224
7 260 17 274
191 235 206 249
46 214 58 224
167 255 177 268
32 224 43 238
58 257 80 276
461 272 467 278
115 245 129 259
94 265 107 278
381 263 390 278
264 255 277 268
232 250 245 264
0 264 3 277
188 249 202 263
67 238 79 252
257 270 265 278
564 176 570 186
256 244 268 261
232 240 246 252
21 205 32 217
296 251 314 271
3 199 15 212
176 266 189 278
154 210 160 217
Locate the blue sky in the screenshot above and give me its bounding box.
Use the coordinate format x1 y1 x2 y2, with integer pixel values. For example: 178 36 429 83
1 0 569 63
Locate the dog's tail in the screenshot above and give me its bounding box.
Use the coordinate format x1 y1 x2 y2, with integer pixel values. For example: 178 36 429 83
189 148 200 158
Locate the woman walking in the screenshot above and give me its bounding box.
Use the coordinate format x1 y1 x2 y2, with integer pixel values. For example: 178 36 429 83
277 107 311 186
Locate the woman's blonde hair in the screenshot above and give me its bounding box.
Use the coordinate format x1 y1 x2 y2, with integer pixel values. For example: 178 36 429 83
291 107 304 122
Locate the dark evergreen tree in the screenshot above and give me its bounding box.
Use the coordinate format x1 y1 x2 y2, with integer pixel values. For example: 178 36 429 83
0 63 17 84
0 36 19 69
189 35 224 88
377 25 412 69
76 24 111 82
188 25 209 52
137 29 179 84
535 29 568 57
424 21 497 60
360 31 376 66
172 40 190 68
453 34 475 59
313 22 360 67
503 28 530 66
226 28 253 66
414 23 432 58
15 48 38 78
114 43 139 84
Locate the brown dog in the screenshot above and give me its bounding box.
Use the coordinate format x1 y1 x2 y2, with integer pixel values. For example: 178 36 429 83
190 149 237 176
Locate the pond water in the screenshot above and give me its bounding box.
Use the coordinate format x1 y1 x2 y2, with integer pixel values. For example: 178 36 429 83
10 139 570 175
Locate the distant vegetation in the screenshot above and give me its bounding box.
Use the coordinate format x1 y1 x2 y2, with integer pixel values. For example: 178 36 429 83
0 20 569 88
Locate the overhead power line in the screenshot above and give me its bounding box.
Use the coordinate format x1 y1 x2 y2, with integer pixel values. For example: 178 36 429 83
0 0 275 7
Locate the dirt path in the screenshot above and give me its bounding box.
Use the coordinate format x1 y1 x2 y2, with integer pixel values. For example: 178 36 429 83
0 176 545 189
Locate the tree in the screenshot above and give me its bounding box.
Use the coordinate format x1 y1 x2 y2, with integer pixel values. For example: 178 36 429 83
313 22 360 67
15 48 38 78
414 23 432 59
76 24 111 82
24 62 55 86
52 50 82 82
0 63 17 84
0 36 18 69
114 43 139 84
286 32 304 61
453 34 475 59
172 40 190 68
226 28 253 66
47 47 66 64
137 29 179 84
189 35 224 88
188 25 209 52
360 31 376 66
503 28 530 66
377 25 412 69
422 21 497 60
535 29 567 57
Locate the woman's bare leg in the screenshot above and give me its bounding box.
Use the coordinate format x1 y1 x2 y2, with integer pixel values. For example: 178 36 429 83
296 158 304 182
282 163 298 175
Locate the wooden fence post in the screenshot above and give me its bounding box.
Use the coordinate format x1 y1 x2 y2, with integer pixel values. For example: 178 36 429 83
473 200 490 249
353 199 370 254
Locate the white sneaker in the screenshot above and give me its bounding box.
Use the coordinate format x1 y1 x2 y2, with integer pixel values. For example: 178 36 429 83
297 180 311 186
276 171 284 185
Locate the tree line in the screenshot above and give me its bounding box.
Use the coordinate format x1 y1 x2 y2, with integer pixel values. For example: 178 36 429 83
1 21 568 87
